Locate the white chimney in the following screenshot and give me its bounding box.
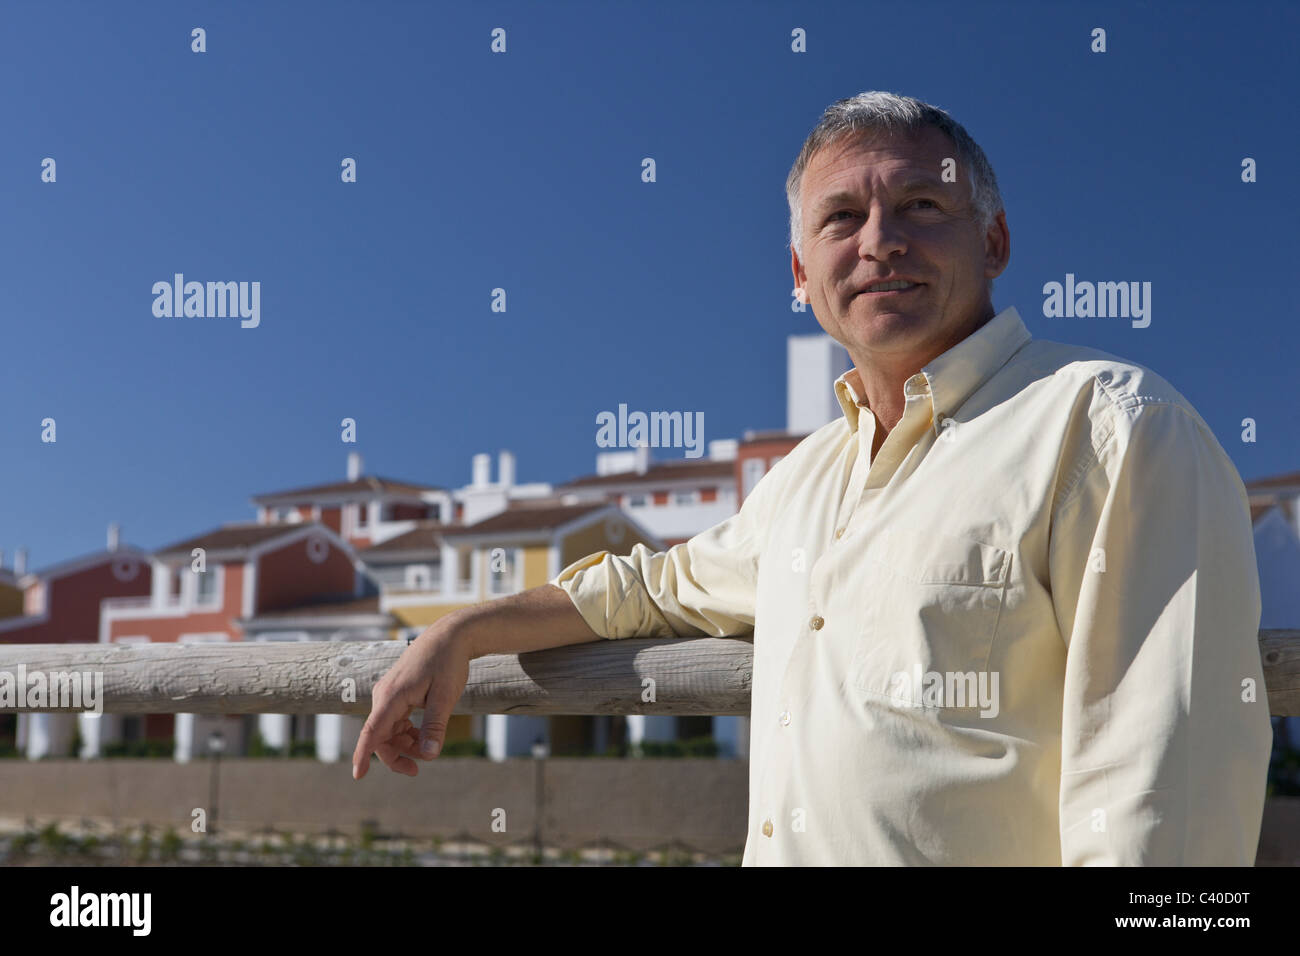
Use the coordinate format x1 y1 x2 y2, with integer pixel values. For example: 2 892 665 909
634 443 651 475
14 548 27 577
107 522 121 552
471 453 491 487
498 450 515 488
0 549 5 570
347 451 363 482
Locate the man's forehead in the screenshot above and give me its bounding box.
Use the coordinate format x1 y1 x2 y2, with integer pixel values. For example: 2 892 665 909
809 129 947 178
805 130 950 193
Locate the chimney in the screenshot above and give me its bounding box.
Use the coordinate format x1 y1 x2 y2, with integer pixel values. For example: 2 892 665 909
498 450 515 488
347 451 363 482
471 453 491 487
0 549 5 570
107 522 121 552
634 443 651 475
14 548 27 577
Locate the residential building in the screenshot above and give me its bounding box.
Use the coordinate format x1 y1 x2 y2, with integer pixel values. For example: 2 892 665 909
0 526 151 760
98 521 364 763
252 451 453 548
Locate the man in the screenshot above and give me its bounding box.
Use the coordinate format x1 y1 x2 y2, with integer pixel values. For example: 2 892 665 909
353 91 1274 866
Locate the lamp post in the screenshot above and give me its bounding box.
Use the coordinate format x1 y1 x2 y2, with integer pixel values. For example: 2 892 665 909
530 736 549 864
207 729 225 837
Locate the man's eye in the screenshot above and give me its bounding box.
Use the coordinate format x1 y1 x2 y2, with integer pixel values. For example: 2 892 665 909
911 199 938 209
827 211 854 222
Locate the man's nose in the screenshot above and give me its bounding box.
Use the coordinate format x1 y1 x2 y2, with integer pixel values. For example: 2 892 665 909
857 208 908 261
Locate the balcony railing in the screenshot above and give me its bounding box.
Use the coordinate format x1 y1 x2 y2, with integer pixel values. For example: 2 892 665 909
0 630 1295 716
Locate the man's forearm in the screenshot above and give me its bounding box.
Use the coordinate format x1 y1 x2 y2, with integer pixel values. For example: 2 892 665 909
447 584 603 659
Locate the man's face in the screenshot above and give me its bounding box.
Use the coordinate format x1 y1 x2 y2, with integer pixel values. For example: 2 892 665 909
791 126 1009 368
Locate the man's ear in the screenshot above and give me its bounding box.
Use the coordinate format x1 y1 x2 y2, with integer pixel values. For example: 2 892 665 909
791 247 808 303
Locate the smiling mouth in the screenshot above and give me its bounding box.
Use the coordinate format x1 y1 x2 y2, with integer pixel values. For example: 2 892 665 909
858 281 924 297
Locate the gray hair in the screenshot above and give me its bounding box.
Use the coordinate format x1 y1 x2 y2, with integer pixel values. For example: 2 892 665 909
786 91 1004 264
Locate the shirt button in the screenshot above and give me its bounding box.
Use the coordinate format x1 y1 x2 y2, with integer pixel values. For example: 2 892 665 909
810 615 824 630
762 819 774 838
834 527 845 539
779 710 791 726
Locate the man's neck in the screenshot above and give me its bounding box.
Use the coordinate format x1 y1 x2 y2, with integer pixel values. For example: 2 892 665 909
845 306 998 446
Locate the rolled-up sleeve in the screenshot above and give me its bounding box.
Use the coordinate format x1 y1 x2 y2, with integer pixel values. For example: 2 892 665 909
1050 402 1274 865
549 462 783 640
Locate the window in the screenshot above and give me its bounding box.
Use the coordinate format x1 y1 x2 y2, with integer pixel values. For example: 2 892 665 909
357 504 369 524
627 494 647 508
405 565 433 591
673 490 698 507
193 567 219 606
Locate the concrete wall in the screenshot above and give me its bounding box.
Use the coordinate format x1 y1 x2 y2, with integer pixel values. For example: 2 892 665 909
0 758 750 855
0 759 1294 863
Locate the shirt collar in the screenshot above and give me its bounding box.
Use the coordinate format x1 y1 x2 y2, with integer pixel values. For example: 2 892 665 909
833 305 1033 437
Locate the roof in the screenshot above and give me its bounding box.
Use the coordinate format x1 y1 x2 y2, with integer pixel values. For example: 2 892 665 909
251 595 385 619
558 459 735 490
740 430 809 445
440 500 610 537
1245 470 1300 491
359 520 457 556
252 474 446 503
154 522 310 558
19 545 150 585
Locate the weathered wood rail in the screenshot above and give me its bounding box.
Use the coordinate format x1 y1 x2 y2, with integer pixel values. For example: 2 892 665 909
0 630 1297 716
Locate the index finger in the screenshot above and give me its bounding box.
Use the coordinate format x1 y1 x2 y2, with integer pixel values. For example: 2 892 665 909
352 687 406 780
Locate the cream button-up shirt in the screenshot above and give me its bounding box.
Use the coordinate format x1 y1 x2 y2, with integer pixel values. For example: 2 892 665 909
550 305 1273 865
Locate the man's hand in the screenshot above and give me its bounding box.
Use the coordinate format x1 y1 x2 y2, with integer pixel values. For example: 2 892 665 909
350 585 603 780
351 616 471 779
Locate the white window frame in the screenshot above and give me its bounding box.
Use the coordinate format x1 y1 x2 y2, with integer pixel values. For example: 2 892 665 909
189 564 224 610
487 546 522 596
405 565 434 591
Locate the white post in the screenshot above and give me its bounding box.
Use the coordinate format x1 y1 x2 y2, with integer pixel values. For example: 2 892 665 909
174 712 195 763
25 713 77 760
77 712 119 759
315 714 363 763
258 713 292 751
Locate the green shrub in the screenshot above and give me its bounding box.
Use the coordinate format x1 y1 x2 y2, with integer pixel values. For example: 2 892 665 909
438 738 487 757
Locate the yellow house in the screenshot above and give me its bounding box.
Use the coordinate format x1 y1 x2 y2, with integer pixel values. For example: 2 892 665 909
364 499 665 753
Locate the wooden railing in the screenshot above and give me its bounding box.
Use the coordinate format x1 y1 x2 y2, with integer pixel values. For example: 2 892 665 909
0 630 1296 716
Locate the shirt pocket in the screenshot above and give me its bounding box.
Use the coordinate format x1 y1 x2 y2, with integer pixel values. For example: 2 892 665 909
850 527 1012 709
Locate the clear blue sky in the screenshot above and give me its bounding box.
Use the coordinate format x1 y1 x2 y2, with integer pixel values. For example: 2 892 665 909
2 0 1296 568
